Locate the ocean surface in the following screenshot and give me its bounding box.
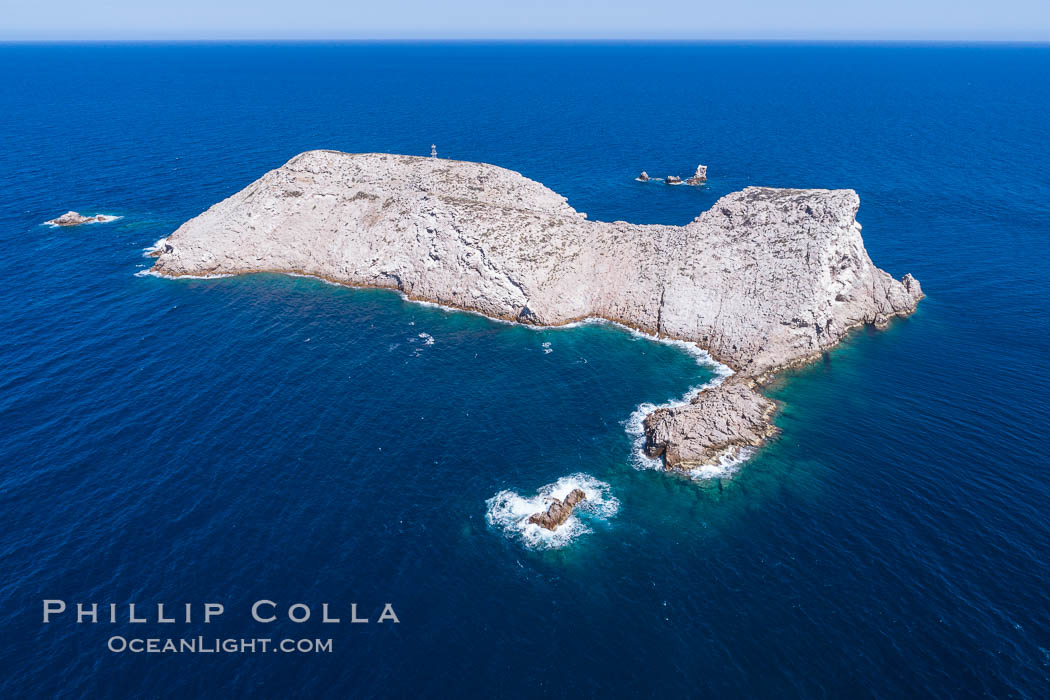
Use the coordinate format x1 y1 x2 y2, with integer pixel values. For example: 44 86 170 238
1 43 1049 698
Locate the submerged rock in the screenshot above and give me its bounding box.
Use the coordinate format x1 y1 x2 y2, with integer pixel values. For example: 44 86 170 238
151 150 924 473
686 164 707 185
528 488 587 531
46 211 117 226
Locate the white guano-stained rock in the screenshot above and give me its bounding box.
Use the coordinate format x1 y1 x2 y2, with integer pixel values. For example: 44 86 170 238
150 150 924 471
686 164 707 185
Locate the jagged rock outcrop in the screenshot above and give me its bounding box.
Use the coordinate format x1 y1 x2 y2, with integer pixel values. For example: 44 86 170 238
150 150 923 471
46 211 117 226
645 379 778 469
686 165 707 185
528 489 586 531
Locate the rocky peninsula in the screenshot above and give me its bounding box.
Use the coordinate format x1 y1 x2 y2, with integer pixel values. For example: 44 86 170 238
149 150 923 472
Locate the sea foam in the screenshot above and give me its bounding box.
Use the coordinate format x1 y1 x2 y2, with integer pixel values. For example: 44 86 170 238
142 236 168 257
134 269 232 279
620 331 735 477
683 446 754 482
485 473 619 550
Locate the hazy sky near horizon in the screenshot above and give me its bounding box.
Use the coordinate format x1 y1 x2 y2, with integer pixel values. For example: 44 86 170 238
2 0 1048 41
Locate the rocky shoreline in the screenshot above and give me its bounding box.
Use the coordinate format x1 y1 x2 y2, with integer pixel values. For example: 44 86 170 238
149 150 923 473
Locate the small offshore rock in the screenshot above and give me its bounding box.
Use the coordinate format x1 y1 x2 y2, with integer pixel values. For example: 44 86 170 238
528 488 586 531
686 164 708 185
644 379 778 471
638 171 650 182
45 211 117 226
48 211 95 226
666 175 682 185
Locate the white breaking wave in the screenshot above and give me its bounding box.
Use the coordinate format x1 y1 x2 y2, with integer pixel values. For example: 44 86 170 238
134 269 231 279
622 335 735 474
485 473 619 550
418 332 435 345
684 446 754 482
142 237 168 257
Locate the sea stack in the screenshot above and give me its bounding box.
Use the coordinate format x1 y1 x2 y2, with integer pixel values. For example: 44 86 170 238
149 150 923 472
686 165 707 185
528 489 587 531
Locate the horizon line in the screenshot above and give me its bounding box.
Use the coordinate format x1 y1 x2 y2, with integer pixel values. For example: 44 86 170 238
2 37 1049 45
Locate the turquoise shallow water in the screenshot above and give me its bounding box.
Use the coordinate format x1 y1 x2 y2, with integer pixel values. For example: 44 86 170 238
1 43 1049 697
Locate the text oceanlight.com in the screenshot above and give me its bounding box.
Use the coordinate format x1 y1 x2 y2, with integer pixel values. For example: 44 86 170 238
107 637 333 654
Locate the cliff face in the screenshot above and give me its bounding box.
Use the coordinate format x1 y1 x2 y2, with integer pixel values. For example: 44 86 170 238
151 150 923 471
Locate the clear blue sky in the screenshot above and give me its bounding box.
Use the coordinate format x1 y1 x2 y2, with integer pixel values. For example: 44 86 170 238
2 0 1048 41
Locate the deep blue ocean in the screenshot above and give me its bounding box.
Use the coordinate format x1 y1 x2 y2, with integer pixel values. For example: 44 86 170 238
1 43 1049 698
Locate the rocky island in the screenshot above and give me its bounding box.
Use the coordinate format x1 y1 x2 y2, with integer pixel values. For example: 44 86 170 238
149 150 922 473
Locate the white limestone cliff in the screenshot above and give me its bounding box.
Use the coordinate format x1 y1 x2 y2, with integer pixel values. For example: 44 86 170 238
150 150 923 471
